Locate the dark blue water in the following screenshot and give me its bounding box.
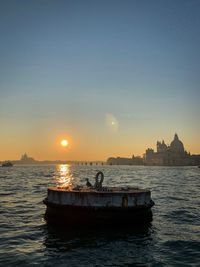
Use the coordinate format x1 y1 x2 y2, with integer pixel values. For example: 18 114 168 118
0 165 199 266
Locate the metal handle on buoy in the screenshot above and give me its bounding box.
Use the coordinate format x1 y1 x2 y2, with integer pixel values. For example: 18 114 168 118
94 171 104 189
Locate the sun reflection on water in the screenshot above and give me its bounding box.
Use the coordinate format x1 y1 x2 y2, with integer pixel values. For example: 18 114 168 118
55 164 73 189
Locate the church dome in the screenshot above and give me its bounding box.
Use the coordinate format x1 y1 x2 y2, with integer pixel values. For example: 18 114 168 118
170 134 184 153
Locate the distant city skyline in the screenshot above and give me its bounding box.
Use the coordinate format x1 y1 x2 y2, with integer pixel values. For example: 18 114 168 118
1 133 199 162
0 0 200 161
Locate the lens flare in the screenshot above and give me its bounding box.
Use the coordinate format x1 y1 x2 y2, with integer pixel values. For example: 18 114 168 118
106 113 119 133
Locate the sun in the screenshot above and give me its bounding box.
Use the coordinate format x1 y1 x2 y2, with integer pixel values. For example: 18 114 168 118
61 139 69 147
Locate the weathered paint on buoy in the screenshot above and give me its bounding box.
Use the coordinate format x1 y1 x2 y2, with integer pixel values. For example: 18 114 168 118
43 186 154 226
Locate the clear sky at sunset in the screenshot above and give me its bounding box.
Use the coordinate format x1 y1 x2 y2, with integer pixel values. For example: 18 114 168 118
0 0 200 161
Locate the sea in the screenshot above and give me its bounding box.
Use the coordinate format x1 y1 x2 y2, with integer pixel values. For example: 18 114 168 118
0 164 199 267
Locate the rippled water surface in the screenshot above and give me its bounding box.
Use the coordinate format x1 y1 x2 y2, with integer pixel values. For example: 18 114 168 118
0 165 200 266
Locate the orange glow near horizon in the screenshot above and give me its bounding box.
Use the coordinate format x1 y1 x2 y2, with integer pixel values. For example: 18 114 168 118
0 132 200 161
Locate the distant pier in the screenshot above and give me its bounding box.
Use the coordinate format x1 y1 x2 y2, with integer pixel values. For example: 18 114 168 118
75 162 105 166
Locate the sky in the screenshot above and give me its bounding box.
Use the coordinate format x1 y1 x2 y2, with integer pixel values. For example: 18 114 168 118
0 0 200 161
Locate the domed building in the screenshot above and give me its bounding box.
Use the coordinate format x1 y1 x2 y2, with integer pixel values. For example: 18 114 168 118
170 134 184 154
20 153 36 164
144 134 193 166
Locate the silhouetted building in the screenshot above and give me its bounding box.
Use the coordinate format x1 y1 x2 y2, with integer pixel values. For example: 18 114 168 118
20 153 36 164
144 134 199 166
107 155 143 165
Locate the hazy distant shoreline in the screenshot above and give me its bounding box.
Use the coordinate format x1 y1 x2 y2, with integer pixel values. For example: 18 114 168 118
0 160 106 165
